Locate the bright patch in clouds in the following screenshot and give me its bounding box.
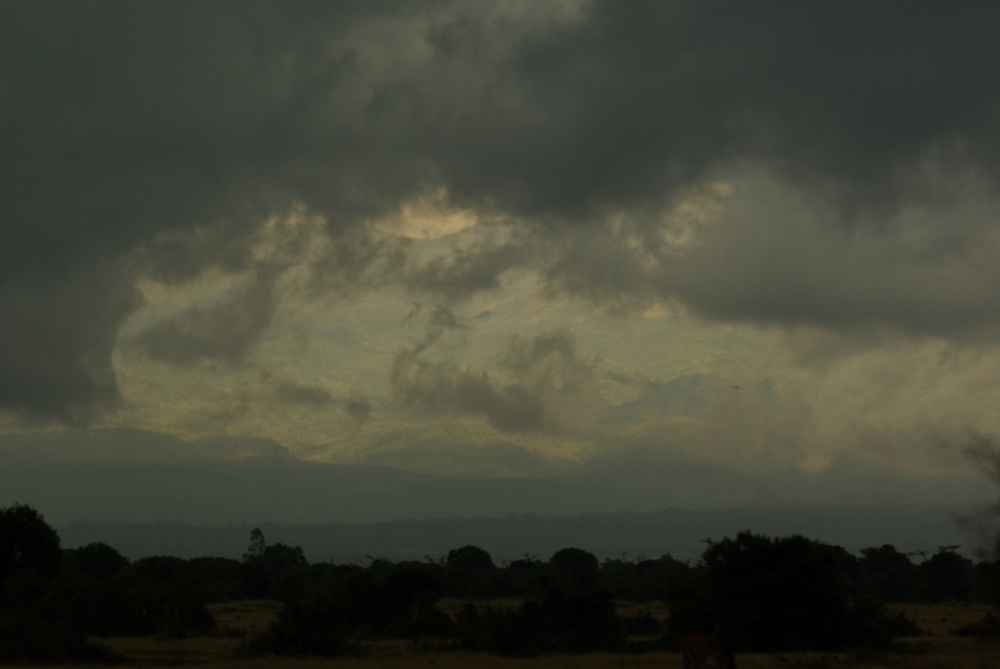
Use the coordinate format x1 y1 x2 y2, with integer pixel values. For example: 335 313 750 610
370 187 484 240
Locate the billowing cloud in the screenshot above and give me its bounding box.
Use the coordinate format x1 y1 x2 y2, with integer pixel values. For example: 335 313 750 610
402 304 469 354
662 171 1000 336
0 262 140 424
268 376 335 409
3 0 1000 427
263 372 371 425
128 267 279 367
392 324 608 434
344 393 372 425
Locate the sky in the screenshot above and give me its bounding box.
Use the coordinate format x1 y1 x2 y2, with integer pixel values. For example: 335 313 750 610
3 0 1000 505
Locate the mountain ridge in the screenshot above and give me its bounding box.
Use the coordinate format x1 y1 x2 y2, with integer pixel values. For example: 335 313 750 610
58 504 985 564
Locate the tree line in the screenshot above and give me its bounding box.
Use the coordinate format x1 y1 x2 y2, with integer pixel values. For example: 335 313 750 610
1 502 998 662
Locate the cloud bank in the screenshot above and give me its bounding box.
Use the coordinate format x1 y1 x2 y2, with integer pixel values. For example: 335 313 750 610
3 0 1000 440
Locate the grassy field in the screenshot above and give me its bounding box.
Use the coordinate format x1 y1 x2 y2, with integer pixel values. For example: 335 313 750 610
62 600 1000 669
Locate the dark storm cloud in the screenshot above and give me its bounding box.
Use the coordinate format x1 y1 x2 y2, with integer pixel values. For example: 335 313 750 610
662 178 1000 334
0 262 141 424
0 0 415 418
409 0 1000 331
503 1 1000 213
4 0 1000 421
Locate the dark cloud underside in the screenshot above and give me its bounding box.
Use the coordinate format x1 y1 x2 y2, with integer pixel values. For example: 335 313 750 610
2 0 999 421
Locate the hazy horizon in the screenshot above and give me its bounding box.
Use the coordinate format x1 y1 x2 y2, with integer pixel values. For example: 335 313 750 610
3 1 1000 549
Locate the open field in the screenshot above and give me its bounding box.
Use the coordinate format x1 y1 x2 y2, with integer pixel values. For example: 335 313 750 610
60 600 1000 669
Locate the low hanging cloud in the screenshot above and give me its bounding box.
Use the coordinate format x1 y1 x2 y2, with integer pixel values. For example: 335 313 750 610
632 329 1000 474
3 1 1000 423
661 172 1000 337
402 303 469 355
127 268 280 367
392 320 608 434
344 393 372 425
0 262 141 424
268 376 335 409
263 373 371 425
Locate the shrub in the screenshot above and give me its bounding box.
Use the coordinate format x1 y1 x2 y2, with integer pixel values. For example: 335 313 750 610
246 567 452 656
158 594 217 639
244 598 347 657
456 587 624 656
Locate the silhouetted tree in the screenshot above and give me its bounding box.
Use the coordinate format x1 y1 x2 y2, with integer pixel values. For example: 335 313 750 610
633 555 693 603
0 503 62 583
0 504 121 663
859 544 916 602
447 545 496 571
973 559 1000 604
244 527 266 562
496 555 546 598
63 542 129 581
550 547 600 574
671 532 909 652
445 545 497 597
915 547 973 602
242 530 308 600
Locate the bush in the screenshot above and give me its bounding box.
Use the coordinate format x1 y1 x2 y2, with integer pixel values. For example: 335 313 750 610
550 548 600 574
244 598 348 657
456 587 624 656
63 542 129 581
0 607 123 664
158 594 217 639
246 567 452 656
954 612 1000 638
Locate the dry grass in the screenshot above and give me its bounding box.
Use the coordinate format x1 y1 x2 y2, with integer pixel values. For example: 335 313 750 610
61 601 1000 669
890 601 992 637
80 600 282 667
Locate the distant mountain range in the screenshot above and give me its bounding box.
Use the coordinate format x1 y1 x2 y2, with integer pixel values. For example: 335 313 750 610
57 505 987 565
1 427 995 562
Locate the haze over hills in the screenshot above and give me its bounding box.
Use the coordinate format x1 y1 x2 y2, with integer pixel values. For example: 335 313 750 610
57 505 976 565
1 428 994 562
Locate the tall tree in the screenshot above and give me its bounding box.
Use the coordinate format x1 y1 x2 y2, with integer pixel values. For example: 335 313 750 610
0 503 61 583
243 528 267 563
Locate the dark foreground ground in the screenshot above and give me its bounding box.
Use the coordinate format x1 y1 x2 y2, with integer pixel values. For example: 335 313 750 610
59 600 1000 669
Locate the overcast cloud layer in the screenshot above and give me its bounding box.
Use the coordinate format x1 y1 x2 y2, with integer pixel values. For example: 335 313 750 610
3 1 1000 483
